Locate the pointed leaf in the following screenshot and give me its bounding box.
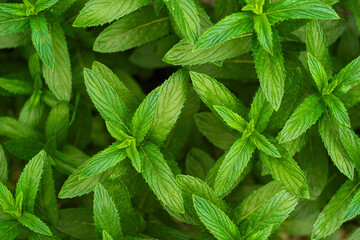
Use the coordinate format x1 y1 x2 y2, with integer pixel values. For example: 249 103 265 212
307 53 328 92
251 131 280 158
0 11 30 35
18 212 51 236
254 14 273 54
0 145 7 184
213 105 247 133
323 94 350 127
333 56 360 95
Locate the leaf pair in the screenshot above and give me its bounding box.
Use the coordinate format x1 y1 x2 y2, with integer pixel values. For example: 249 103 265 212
0 151 53 239
191 71 309 198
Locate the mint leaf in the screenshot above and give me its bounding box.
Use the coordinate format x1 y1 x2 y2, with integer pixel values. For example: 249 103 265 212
254 14 273 54
251 131 281 158
0 11 30 35
45 101 70 146
249 88 273 132
0 221 23 240
0 3 27 16
339 126 360 172
185 148 215 180
18 212 52 236
323 94 350 127
213 105 247 133
0 78 32 95
0 145 7 184
34 0 58 14
333 56 360 95
307 52 328 92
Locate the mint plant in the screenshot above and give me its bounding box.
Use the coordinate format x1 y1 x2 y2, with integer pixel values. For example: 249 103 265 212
0 0 360 240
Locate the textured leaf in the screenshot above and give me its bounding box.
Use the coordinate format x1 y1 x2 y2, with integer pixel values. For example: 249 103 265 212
93 184 122 239
253 30 285 110
80 144 127 179
0 11 30 35
126 141 141 172
191 71 247 117
0 182 15 213
312 179 360 239
43 23 72 102
333 56 360 95
339 126 360 172
251 131 281 158
194 12 254 50
84 67 133 135
193 196 241 240
139 141 184 213
164 0 200 44
19 99 44 129
214 106 247 133
266 0 339 24
147 69 189 146
0 78 32 95
306 20 332 77
0 3 27 16
349 228 360 240
16 151 46 213
0 117 42 141
239 190 298 238
18 212 51 236
163 35 252 66
344 188 360 222
215 137 255 196
45 101 70 146
279 94 325 143
260 141 309 198
94 7 170 53
185 148 215 180
34 0 58 14
0 221 23 240
319 111 354 179
307 53 328 92
103 230 113 240
323 94 350 127
254 14 273 54
0 145 7 184
30 14 54 69
73 0 150 27
249 88 273 132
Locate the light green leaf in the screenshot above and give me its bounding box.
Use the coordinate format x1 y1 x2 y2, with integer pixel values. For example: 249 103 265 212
0 11 30 35
254 14 273 54
30 14 54 69
34 0 58 14
103 230 114 240
80 144 127 179
333 56 360 95
0 3 27 16
213 105 247 133
318 111 354 179
45 101 69 146
344 187 360 222
131 88 159 143
126 141 141 172
193 195 241 240
0 145 7 184
16 150 46 213
306 20 332 77
0 78 32 95
163 35 252 66
279 94 325 143
164 0 200 44
0 182 15 213
139 141 184 213
312 179 360 239
307 53 328 92
251 131 280 157
266 0 339 24
43 23 72 102
147 69 189 146
73 0 150 27
260 141 309 198
253 30 285 110
339 126 360 172
194 12 253 50
191 71 248 117
215 137 255 196
323 94 350 127
249 88 273 133
94 7 170 53
0 221 24 240
239 190 298 238
94 184 122 239
84 67 133 135
185 148 215 180
18 212 51 236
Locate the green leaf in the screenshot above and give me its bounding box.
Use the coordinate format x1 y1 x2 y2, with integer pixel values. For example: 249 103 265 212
80 144 127 179
103 230 114 240
164 0 200 44
126 141 141 172
254 14 273 54
19 99 44 129
306 20 332 77
251 131 280 157
349 228 360 240
0 182 15 213
239 190 298 238
0 3 27 16
253 30 285 110
194 12 253 50
0 117 42 141
0 78 32 95
323 94 350 127
18 212 51 236
265 0 339 25
94 184 122 239
214 137 255 196
185 148 215 180
193 195 241 240
0 11 30 35
279 94 325 143
191 71 248 117
42 23 72 102
73 0 150 27
0 145 7 184
213 105 247 133
343 188 360 222
30 14 54 69
16 150 46 213
139 141 184 213
318 111 354 179
94 7 170 53
0 221 23 240
84 67 133 135
45 101 69 146
131 88 159 143
163 35 252 66
249 88 273 132
34 0 58 14
339 126 360 173
307 53 328 92
147 69 189 146
260 141 309 198
215 0 240 20
312 179 360 239
333 56 360 95
247 225 273 240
